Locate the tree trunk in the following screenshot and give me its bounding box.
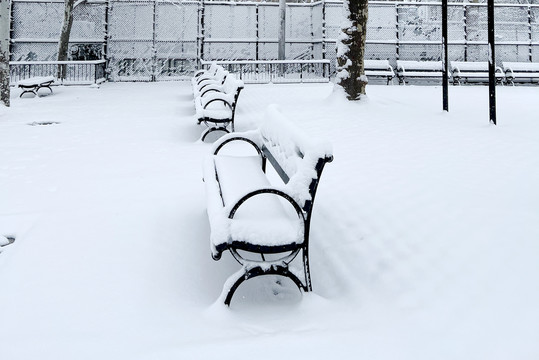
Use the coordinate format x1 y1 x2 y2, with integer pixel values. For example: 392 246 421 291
0 0 10 106
337 0 368 100
58 0 75 80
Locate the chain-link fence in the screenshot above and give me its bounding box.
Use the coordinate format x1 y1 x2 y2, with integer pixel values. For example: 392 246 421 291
10 0 539 81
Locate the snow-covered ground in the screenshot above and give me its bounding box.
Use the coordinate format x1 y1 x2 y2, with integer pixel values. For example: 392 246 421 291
1 81 538 359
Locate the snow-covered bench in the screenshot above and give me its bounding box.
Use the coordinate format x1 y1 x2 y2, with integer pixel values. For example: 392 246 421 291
195 73 244 141
17 76 55 97
364 59 395 85
203 105 333 305
193 61 219 80
0 235 15 254
396 60 445 84
192 66 228 98
502 62 539 85
450 61 504 85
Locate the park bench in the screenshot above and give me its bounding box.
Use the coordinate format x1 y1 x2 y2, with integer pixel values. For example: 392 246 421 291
192 66 228 97
195 73 244 141
502 62 539 85
364 59 395 85
202 105 333 305
450 61 504 85
17 76 54 97
193 61 219 80
396 60 445 84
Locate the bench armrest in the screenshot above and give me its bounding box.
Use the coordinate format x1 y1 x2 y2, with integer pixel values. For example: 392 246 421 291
199 85 224 98
194 69 209 78
213 133 262 154
199 92 234 109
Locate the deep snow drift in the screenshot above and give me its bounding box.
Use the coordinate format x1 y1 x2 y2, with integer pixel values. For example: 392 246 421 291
1 81 538 359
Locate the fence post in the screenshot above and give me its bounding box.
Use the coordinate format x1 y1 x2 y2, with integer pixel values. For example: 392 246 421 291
322 0 326 61
278 0 286 60
151 0 157 81
255 4 259 61
528 5 533 62
198 0 205 66
310 3 314 59
463 3 468 61
103 0 110 79
395 3 400 61
9 0 14 59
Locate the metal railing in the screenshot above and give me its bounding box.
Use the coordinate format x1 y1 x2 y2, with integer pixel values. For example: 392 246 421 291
9 60 107 85
202 59 331 83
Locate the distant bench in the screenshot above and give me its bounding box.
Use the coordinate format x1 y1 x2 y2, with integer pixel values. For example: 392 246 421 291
17 76 55 97
364 60 395 85
192 63 244 141
502 62 539 85
451 61 504 85
203 106 333 305
396 60 445 84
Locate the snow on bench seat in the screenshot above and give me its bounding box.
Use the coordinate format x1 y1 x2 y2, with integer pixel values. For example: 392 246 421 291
204 154 301 252
17 76 54 86
202 105 333 305
17 76 55 97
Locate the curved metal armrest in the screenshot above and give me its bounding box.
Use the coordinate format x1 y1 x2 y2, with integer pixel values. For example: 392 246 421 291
213 134 263 157
200 86 224 98
202 97 232 111
197 79 221 93
228 188 305 222
194 69 206 78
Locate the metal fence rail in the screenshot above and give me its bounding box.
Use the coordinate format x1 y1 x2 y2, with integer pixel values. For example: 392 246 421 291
202 59 331 83
9 60 107 85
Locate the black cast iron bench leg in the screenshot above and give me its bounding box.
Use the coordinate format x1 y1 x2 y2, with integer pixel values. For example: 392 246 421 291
222 263 308 306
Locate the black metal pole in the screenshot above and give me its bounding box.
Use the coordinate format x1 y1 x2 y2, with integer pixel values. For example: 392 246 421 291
488 0 497 125
442 0 449 112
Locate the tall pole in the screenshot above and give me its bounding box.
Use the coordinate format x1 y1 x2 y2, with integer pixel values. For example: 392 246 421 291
0 0 10 106
278 0 286 60
487 0 497 125
442 0 448 112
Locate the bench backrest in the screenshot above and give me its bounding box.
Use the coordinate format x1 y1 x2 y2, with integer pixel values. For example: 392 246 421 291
205 62 220 76
364 59 392 71
451 61 489 72
397 60 442 72
503 62 539 72
259 105 333 220
222 74 244 98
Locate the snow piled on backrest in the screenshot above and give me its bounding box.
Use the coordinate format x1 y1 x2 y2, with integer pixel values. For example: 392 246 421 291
260 105 333 209
397 60 442 71
451 61 489 71
222 74 244 95
503 62 539 71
